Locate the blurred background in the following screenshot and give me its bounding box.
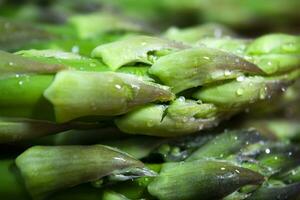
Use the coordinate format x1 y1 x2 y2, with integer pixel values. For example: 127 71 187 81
1 0 300 35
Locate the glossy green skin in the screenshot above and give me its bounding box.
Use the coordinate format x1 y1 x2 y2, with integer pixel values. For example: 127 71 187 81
44 71 173 123
115 101 218 137
15 145 147 199
149 47 262 93
148 159 264 200
198 34 300 75
0 75 55 120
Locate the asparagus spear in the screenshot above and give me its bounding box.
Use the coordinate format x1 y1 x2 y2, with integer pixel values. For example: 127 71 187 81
15 145 156 199
115 99 219 137
148 159 264 200
3 128 300 199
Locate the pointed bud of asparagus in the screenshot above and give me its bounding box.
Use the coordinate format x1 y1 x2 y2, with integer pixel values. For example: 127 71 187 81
44 71 174 123
16 145 153 199
193 75 292 109
115 98 219 137
249 54 300 75
246 34 300 55
148 159 264 200
149 47 263 93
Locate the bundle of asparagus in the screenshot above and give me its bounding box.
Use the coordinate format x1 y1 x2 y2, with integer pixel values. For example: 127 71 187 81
1 7 300 200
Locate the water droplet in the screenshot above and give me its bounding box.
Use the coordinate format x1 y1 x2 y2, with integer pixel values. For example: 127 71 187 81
236 76 245 82
198 124 204 130
214 29 222 38
259 87 268 100
15 74 20 78
178 96 185 102
236 88 244 96
281 87 286 92
203 56 210 60
131 84 140 90
115 84 122 89
221 167 226 170
265 148 271 154
18 81 23 85
147 120 155 127
71 45 80 53
8 62 14 66
224 70 232 76
235 169 240 174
